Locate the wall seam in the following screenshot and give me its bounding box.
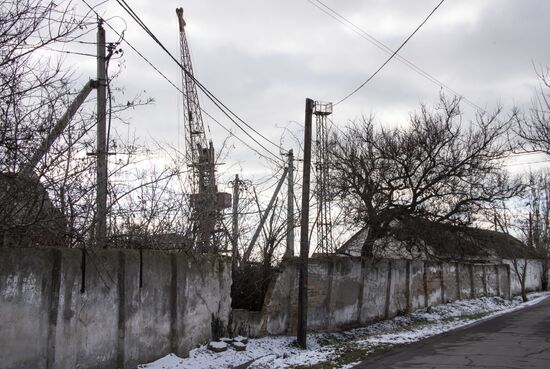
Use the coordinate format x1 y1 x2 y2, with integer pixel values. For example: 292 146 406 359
325 260 334 329
456 262 461 300
439 262 445 304
384 260 392 319
482 265 488 296
405 260 411 313
46 249 62 369
469 264 475 299
116 251 126 369
356 258 366 323
495 264 500 297
170 254 178 352
423 262 428 308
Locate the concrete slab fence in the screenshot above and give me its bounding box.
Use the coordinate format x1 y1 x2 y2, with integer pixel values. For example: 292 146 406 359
0 247 231 369
232 256 546 337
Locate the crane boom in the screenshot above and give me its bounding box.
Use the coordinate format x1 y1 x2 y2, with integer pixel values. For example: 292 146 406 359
176 7 208 168
176 8 230 252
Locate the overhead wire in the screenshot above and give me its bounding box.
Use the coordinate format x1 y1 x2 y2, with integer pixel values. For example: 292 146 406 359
307 1 457 97
327 0 446 106
307 0 496 117
113 0 285 159
504 159 550 167
80 0 283 167
313 1 533 175
39 46 97 57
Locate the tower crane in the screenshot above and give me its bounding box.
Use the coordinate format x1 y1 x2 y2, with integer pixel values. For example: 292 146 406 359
176 8 231 252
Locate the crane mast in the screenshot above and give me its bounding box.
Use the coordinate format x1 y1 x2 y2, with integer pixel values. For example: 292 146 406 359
176 8 230 252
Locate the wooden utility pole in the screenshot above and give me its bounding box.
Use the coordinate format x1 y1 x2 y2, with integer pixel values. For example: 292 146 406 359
285 149 294 258
297 98 313 348
96 19 107 248
232 174 240 271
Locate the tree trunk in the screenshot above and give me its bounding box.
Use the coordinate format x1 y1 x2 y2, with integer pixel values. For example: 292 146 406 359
542 258 549 291
361 225 379 257
521 281 528 302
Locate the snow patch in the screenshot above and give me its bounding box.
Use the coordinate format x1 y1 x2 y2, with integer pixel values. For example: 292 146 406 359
139 292 550 369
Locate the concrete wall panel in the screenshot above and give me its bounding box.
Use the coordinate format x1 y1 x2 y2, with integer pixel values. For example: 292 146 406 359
329 258 362 328
425 262 443 307
472 265 485 298
442 263 458 302
388 259 408 317
305 260 332 330
409 260 425 310
255 256 540 336
485 265 498 297
0 248 53 369
0 248 231 369
360 259 389 323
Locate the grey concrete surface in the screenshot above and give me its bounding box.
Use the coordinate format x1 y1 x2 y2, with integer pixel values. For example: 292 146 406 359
353 296 550 369
232 257 522 337
0 247 232 369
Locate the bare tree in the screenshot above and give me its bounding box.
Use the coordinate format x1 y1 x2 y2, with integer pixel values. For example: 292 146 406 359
108 143 194 249
516 66 550 154
0 0 157 248
523 171 550 290
227 170 289 310
0 0 95 246
329 95 523 256
491 201 531 302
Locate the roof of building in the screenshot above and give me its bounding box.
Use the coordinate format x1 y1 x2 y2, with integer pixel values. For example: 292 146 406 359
338 216 541 261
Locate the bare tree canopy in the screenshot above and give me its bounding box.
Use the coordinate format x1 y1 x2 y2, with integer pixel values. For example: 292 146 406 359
0 1 172 248
329 95 523 256
516 66 550 154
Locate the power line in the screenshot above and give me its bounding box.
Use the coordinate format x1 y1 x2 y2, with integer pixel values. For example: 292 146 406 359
308 0 495 116
115 0 283 161
200 108 283 167
307 1 458 97
83 0 282 162
40 46 97 57
504 159 550 167
80 0 283 166
333 0 446 105
114 0 285 158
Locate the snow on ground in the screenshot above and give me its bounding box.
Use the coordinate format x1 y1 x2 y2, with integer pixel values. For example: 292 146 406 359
138 292 550 369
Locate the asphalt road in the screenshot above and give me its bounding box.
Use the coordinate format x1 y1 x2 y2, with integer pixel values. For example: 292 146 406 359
353 296 550 369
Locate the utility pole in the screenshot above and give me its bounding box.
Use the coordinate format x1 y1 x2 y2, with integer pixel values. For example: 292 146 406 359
96 19 107 248
232 174 240 272
285 149 294 258
297 98 313 348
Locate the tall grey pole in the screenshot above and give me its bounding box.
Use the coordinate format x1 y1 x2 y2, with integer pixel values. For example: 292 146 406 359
285 149 294 258
245 167 289 261
21 80 96 178
297 98 313 348
232 174 240 272
96 19 107 248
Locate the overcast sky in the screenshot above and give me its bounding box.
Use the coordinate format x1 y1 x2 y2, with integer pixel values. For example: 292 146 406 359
68 0 550 182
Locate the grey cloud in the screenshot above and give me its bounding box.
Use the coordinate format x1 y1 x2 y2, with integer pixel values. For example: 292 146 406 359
69 0 550 179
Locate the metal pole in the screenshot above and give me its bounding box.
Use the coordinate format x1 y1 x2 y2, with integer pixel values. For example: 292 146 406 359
245 167 289 261
285 149 294 258
232 174 240 272
96 19 107 248
297 98 313 348
21 80 96 178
